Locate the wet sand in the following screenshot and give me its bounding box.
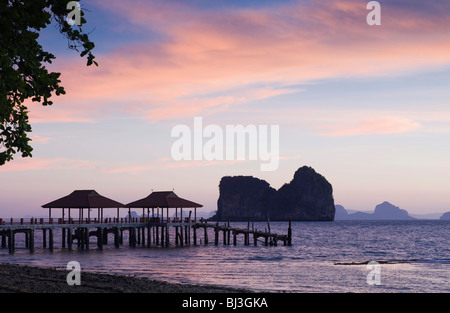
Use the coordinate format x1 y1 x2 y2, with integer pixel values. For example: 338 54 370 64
0 263 250 293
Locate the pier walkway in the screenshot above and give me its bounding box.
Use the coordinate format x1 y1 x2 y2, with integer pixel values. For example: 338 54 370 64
0 217 292 254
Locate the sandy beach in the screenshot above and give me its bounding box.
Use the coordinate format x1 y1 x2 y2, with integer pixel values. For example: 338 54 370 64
0 263 249 293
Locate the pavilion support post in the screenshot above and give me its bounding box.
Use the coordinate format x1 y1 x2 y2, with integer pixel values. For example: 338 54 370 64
147 225 151 247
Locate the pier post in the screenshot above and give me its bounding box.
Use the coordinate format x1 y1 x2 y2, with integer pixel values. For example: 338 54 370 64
68 228 73 251
62 228 66 248
8 229 14 254
113 227 120 248
165 224 170 248
142 227 146 246
43 229 47 248
193 226 197 245
214 223 219 246
287 219 292 246
84 228 89 250
204 226 208 245
97 227 103 250
49 228 54 252
29 229 35 252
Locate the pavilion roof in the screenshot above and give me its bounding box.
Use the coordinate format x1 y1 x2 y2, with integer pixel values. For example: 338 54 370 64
42 190 124 209
125 191 202 208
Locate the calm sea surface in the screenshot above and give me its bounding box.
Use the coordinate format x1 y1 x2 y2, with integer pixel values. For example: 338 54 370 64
1 220 449 292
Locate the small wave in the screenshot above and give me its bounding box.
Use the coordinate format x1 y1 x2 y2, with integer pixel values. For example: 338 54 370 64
247 256 284 261
416 259 450 264
335 259 450 265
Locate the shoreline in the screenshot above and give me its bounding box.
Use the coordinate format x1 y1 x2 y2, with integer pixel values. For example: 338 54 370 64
0 263 251 293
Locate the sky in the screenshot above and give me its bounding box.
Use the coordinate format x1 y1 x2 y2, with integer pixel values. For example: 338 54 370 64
1 0 450 217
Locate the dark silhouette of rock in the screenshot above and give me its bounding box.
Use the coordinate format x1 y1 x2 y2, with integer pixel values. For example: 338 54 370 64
212 166 335 221
440 212 450 220
372 201 413 220
334 201 415 220
334 205 349 219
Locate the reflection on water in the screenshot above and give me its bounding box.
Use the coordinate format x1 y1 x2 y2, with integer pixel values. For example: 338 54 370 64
1 221 449 292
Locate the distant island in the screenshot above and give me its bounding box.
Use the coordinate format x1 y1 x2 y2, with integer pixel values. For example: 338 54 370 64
336 202 450 220
210 166 335 221
335 201 415 220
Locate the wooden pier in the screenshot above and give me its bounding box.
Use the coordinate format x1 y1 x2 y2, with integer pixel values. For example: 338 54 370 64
0 217 292 254
1 190 291 254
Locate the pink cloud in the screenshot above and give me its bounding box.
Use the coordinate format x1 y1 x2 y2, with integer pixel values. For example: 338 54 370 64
30 136 51 144
0 158 96 172
32 0 450 123
320 117 421 136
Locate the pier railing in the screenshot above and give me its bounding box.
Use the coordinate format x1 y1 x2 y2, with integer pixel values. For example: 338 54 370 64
0 217 196 226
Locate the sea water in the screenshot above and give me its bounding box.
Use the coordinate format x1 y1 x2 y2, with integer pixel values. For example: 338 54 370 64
1 220 449 293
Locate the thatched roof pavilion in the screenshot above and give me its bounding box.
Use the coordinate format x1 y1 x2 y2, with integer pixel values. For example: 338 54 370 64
42 190 125 222
125 191 203 222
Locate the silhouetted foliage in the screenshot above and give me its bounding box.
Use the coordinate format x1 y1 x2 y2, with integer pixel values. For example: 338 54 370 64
0 0 97 165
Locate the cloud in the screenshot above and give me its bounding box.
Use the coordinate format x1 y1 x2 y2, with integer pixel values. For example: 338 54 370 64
0 158 96 172
30 136 51 144
32 0 450 124
105 157 245 174
319 116 421 136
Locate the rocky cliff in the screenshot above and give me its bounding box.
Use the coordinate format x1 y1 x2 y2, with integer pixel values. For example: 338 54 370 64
212 166 335 221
